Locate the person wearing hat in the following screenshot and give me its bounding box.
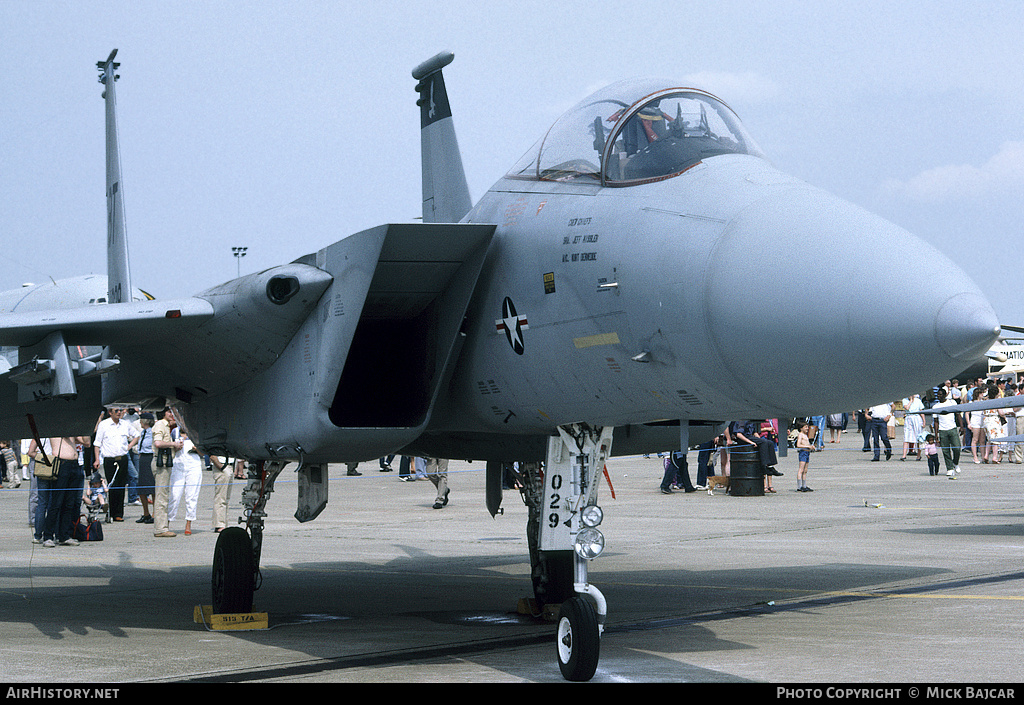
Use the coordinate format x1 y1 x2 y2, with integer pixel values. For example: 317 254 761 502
92 406 140 522
84 471 109 513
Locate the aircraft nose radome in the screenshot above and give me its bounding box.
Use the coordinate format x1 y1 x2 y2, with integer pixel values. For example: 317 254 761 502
703 186 999 413
934 292 1000 361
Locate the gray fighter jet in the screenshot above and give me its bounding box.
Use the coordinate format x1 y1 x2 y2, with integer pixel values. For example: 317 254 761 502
0 50 1002 680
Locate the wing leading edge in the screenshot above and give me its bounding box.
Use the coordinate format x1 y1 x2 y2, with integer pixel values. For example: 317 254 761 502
0 297 214 349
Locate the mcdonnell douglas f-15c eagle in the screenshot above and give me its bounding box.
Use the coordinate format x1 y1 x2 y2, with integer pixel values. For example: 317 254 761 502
0 50 1004 680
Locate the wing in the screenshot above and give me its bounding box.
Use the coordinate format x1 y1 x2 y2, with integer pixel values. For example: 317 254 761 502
0 298 215 436
0 262 334 436
912 396 1024 414
0 297 214 348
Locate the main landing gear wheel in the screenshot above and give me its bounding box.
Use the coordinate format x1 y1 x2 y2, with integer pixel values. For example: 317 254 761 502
556 595 600 681
212 527 254 613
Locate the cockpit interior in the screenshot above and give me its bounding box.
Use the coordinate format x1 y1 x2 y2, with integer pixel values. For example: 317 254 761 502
508 78 764 186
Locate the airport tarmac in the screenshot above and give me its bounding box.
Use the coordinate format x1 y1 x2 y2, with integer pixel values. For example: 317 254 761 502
2 437 1022 685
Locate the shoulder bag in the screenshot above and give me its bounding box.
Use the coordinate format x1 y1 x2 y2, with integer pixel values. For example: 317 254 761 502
33 438 64 480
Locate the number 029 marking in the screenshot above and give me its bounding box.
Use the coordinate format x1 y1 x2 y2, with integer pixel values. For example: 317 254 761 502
547 472 563 527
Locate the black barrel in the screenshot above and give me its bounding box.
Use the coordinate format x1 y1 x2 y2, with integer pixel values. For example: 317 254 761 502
728 444 764 496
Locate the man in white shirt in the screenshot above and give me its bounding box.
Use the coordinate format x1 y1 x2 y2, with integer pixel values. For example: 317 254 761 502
931 388 962 478
866 402 892 461
93 406 140 521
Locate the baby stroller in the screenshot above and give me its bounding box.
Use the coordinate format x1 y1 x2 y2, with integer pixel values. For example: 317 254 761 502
74 472 108 542
83 472 111 524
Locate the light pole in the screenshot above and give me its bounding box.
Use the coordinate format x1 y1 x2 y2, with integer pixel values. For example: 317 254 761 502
232 246 248 278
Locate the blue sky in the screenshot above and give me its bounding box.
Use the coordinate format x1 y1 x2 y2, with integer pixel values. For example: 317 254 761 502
2 1 1022 322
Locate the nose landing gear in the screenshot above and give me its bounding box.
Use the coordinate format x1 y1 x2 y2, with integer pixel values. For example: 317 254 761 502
520 424 612 681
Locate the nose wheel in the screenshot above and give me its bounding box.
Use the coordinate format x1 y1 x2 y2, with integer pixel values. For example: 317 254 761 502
556 595 601 681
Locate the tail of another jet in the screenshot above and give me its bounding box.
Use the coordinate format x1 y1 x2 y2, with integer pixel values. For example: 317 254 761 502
413 52 472 223
97 49 133 303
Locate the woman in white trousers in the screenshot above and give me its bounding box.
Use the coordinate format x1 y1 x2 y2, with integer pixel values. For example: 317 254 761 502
168 429 204 535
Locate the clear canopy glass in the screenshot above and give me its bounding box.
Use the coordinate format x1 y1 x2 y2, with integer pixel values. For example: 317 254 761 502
508 78 764 186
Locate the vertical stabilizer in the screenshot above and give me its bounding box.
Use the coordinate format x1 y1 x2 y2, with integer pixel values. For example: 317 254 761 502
412 52 472 223
97 49 133 304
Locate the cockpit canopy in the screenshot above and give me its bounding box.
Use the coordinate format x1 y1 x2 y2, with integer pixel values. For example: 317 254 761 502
508 78 765 186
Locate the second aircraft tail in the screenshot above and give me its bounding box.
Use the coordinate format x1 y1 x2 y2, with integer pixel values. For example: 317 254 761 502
97 49 133 304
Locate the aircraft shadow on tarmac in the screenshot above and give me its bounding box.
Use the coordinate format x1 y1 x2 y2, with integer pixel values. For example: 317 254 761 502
184 557 956 682
893 518 1024 538
0 549 951 669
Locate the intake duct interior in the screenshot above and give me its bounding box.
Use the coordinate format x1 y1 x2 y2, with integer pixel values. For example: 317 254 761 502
322 223 495 430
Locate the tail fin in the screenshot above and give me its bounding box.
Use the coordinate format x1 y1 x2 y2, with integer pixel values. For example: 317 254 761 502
412 52 472 223
97 49 133 303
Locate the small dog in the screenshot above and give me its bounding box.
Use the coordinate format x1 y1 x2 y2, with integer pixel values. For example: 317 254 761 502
706 475 730 495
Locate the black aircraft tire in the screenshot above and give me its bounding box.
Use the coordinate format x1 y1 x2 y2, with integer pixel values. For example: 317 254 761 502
556 595 600 681
212 527 254 614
